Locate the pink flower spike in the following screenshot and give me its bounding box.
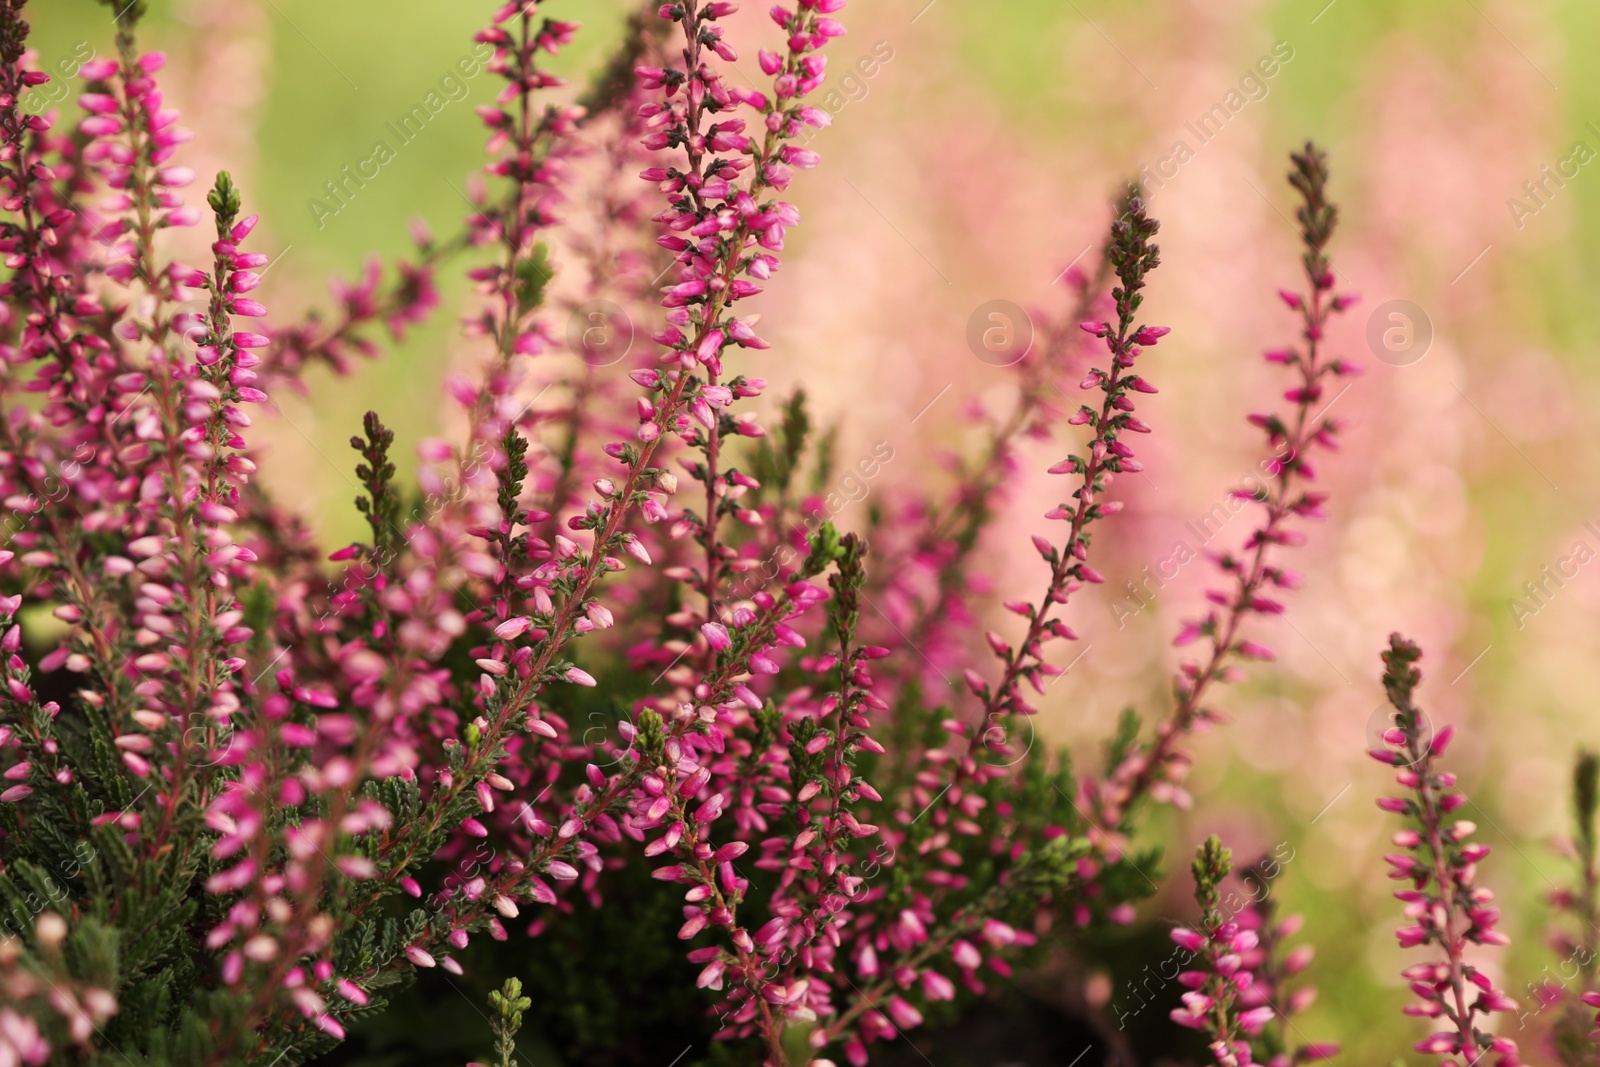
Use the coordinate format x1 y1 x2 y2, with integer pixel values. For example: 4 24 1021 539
1374 635 1521 1056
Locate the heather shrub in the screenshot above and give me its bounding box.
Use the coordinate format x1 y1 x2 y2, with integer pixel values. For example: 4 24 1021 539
0 2 1593 1066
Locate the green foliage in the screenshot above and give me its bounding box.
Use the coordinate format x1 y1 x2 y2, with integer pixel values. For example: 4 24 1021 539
1102 707 1141 778
486 978 531 1067
352 411 401 557
1289 142 1339 282
208 172 243 236
1381 632 1425 735
318 856 718 1067
96 0 146 27
512 244 553 318
1106 190 1160 326
777 1019 814 1067
824 531 865 636
495 427 531 539
1189 835 1231 918
1576 749 1598 863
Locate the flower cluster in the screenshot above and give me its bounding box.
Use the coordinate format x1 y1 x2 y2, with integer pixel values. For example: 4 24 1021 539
968 196 1165 722
0 912 118 1066
1232 853 1339 1067
1372 635 1521 1066
1167 836 1337 1067
0 0 1416 1062
1170 836 1278 1065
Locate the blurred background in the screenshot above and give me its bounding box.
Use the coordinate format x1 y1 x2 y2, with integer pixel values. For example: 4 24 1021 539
27 0 1600 1061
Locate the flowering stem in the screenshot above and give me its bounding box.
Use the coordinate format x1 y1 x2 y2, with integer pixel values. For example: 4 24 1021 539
1375 635 1518 1064
1097 142 1358 826
969 197 1161 727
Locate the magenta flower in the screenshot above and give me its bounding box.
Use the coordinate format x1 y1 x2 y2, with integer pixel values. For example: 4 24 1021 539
0 0 1542 1057
1232 854 1340 1066
967 196 1165 725
1374 635 1521 1066
1169 837 1270 1067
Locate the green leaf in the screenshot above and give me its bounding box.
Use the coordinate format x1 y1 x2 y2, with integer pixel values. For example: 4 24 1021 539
513 244 554 316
